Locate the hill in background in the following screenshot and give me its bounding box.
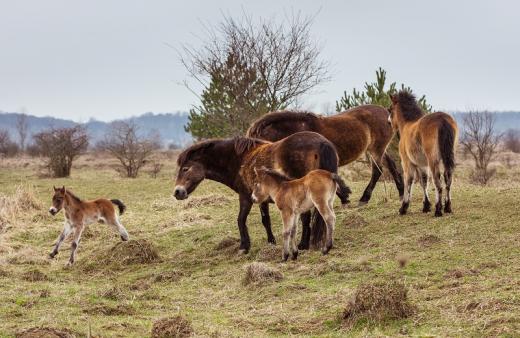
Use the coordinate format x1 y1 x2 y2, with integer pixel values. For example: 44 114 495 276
0 111 191 148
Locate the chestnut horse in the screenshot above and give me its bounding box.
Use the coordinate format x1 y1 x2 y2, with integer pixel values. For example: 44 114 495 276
173 131 351 253
48 186 129 265
247 105 404 205
388 91 458 217
252 168 344 261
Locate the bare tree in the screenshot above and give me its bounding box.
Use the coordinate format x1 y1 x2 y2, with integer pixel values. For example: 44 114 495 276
33 126 89 177
180 12 329 138
0 129 20 157
98 121 160 178
504 129 520 153
16 113 29 151
460 111 502 185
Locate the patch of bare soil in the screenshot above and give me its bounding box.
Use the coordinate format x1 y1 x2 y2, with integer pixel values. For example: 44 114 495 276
151 316 193 338
342 279 415 326
243 262 283 286
15 327 76 338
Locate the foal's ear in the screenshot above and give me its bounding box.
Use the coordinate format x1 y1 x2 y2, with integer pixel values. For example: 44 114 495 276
53 185 57 191
60 186 65 193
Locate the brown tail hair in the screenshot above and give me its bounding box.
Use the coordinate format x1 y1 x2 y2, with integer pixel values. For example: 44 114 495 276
438 120 456 172
332 173 352 201
110 199 126 215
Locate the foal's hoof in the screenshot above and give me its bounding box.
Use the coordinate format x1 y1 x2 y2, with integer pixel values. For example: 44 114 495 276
444 204 452 213
291 251 298 261
282 253 290 262
121 235 129 241
321 245 332 255
267 237 276 245
297 242 310 250
434 210 443 217
422 202 431 213
48 252 57 259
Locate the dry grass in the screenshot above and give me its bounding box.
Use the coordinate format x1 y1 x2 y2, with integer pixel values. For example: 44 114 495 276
342 279 415 327
151 316 193 338
15 327 76 338
243 262 283 286
0 184 41 232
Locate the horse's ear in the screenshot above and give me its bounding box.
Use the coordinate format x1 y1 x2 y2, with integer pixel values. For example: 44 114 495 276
53 186 57 191
60 186 65 193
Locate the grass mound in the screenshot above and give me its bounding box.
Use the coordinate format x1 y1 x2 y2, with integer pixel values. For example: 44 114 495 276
243 262 283 286
343 213 368 228
343 280 415 326
15 327 75 338
418 234 441 247
98 239 160 266
0 184 41 231
183 194 231 209
255 244 280 262
151 315 193 338
99 286 126 300
153 270 185 283
21 269 49 282
84 304 135 316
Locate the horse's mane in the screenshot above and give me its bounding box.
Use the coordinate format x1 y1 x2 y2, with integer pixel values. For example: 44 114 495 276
177 139 217 166
247 110 320 137
394 91 425 121
65 189 82 203
261 168 293 182
233 136 268 156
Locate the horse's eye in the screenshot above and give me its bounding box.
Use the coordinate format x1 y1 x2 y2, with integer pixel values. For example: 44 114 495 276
182 167 189 172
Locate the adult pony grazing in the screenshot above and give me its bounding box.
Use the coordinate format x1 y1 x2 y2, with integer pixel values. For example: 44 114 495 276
173 131 351 253
388 91 458 217
247 105 404 206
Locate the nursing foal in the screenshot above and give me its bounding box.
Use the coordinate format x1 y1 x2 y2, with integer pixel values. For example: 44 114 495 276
48 186 129 265
252 168 346 261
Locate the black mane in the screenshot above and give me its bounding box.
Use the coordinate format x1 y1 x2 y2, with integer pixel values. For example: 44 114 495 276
177 139 217 166
394 91 425 121
247 110 321 137
233 136 268 155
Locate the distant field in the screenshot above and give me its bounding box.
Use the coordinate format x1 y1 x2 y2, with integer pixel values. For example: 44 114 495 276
1 152 520 337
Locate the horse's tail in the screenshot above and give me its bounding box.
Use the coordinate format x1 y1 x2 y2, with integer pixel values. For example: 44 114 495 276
110 199 126 215
438 119 456 172
332 173 352 204
318 142 339 173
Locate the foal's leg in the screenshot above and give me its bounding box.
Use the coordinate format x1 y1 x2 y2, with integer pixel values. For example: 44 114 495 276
49 221 72 259
315 199 336 254
106 213 129 241
290 214 299 260
67 224 85 266
399 163 416 215
260 202 276 244
444 168 453 213
417 168 431 213
281 210 296 262
430 163 443 217
297 211 311 250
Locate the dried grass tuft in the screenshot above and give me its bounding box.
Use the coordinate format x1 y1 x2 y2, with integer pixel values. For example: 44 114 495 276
255 245 280 262
15 327 76 338
151 315 193 338
243 262 283 286
0 184 42 231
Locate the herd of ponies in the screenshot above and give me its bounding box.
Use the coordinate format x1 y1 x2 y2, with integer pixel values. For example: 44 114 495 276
47 90 458 264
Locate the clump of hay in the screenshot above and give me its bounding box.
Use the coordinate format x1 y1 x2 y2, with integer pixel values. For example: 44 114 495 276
418 234 441 247
6 247 51 266
255 245 280 262
342 280 415 326
153 270 185 283
21 269 49 282
343 213 368 228
151 316 193 338
214 236 240 252
0 184 42 231
243 262 283 286
182 194 231 209
15 327 76 338
100 239 161 265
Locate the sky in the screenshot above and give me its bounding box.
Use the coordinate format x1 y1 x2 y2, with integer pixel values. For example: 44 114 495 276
1 0 519 122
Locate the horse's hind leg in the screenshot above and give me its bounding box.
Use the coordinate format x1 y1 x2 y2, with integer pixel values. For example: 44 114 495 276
281 211 296 262
431 163 443 217
399 163 416 215
444 168 453 213
260 202 276 244
290 215 299 260
417 168 431 213
297 211 311 250
359 159 383 206
67 224 84 266
106 214 129 241
315 197 336 254
384 153 404 200
49 221 72 259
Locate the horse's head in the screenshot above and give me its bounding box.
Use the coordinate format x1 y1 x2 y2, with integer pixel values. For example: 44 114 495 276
251 167 270 203
173 141 215 200
49 186 66 215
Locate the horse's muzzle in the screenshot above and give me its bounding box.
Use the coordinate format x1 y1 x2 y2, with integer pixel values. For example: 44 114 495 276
173 186 188 200
49 207 58 216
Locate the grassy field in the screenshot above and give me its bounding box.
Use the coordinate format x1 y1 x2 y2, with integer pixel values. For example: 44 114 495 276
1 153 520 337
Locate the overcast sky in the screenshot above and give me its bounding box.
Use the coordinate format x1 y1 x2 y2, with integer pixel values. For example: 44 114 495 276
1 0 519 121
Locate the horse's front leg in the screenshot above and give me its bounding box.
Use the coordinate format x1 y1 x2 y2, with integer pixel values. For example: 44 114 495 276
237 194 252 254
260 202 276 244
49 220 72 259
67 223 85 266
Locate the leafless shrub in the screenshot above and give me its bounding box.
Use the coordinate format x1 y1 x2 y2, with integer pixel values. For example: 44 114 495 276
0 129 20 157
148 160 163 178
16 113 29 151
98 121 161 178
503 129 520 153
32 126 88 177
460 111 501 185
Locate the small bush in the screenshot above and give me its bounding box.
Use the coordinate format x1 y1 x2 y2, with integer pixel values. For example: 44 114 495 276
151 316 193 338
343 280 415 327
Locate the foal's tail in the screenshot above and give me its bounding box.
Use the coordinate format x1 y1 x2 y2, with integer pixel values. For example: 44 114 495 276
438 120 456 172
332 173 352 203
110 199 126 215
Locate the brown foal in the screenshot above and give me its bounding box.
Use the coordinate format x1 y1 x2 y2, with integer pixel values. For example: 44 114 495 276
251 168 345 261
48 186 129 265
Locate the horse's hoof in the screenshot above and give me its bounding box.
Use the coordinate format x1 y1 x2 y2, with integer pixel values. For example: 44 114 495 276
282 253 290 262
444 205 452 213
297 242 310 250
238 248 249 255
65 262 74 268
399 208 407 215
434 211 443 217
267 237 276 245
48 252 56 259
422 204 431 213
291 251 298 260
121 235 129 241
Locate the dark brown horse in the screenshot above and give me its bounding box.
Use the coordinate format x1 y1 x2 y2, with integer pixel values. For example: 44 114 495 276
247 105 404 205
389 91 458 217
173 131 350 253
